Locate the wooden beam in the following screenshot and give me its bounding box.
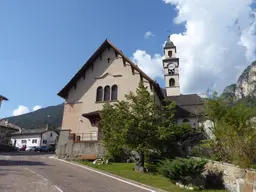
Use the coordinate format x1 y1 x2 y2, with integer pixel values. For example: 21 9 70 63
122 57 126 66
140 73 143 81
131 66 135 75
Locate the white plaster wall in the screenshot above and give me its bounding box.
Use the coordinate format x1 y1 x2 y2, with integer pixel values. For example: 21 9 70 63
11 134 41 148
41 131 59 146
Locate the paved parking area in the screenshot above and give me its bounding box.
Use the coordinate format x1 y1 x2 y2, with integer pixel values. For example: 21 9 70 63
0 152 152 192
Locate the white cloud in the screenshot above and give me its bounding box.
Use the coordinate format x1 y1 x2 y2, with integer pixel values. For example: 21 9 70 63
132 50 163 80
161 0 256 94
12 106 30 116
33 105 42 111
144 31 154 39
133 0 256 95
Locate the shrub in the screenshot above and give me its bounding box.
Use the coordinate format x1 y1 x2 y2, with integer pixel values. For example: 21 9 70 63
158 158 207 186
204 169 225 189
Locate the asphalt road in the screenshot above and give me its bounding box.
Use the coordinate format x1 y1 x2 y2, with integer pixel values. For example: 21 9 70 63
0 152 152 192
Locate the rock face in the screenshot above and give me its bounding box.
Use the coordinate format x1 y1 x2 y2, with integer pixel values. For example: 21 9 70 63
222 61 256 100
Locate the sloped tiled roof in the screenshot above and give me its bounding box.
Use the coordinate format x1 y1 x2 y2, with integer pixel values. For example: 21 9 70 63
167 94 204 106
57 39 164 100
11 128 48 136
0 120 21 131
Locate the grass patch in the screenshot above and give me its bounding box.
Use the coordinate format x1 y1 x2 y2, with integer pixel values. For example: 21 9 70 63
77 161 225 192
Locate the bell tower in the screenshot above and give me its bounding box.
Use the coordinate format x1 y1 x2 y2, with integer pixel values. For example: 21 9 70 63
163 36 180 96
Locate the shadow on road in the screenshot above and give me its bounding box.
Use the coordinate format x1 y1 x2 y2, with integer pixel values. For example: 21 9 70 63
0 160 50 166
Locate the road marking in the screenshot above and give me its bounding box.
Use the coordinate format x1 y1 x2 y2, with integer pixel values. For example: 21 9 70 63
24 167 64 192
50 157 156 192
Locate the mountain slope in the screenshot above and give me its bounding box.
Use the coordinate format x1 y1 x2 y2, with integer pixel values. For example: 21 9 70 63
222 60 256 105
6 103 64 129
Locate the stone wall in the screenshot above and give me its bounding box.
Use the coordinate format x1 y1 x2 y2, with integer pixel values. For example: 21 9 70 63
205 160 256 192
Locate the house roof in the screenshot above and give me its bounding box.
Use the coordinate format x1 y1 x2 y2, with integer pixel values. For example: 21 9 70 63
11 128 51 136
165 93 205 117
167 94 204 106
57 39 164 100
0 120 21 131
0 95 8 101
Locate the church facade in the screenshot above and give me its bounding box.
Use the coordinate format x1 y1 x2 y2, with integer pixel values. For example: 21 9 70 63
57 37 204 142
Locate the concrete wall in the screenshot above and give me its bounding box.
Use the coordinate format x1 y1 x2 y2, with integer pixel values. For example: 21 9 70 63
56 130 105 159
205 160 256 192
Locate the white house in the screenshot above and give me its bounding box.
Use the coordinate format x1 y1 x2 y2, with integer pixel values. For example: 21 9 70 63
11 128 59 148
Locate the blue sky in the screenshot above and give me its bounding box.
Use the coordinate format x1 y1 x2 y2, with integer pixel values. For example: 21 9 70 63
0 0 181 117
1 0 256 117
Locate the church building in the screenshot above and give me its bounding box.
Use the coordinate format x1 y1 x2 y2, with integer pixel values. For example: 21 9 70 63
57 36 204 143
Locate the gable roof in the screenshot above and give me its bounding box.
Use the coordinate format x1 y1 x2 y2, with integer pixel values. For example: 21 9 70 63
0 120 21 131
11 128 57 136
166 94 205 117
57 39 164 100
167 94 204 106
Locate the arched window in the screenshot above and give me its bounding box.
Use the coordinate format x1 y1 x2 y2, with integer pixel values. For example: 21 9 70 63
182 119 190 123
104 86 110 101
169 78 175 87
96 86 103 102
111 85 118 100
168 51 172 57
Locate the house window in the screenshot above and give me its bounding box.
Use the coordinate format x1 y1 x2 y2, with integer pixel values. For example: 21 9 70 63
104 86 110 101
21 140 27 144
168 51 172 57
43 140 47 144
111 85 118 100
32 139 37 144
169 78 175 87
96 86 103 102
50 133 53 137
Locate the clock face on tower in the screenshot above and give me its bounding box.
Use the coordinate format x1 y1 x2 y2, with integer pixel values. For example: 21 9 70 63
168 63 176 75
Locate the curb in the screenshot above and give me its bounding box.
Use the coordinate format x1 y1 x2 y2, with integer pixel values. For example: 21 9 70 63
49 156 167 192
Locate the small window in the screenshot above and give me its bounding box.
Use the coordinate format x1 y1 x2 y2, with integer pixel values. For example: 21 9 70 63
169 78 175 87
21 140 27 144
32 139 37 144
111 85 118 100
50 133 53 137
96 86 103 102
168 51 172 57
43 140 47 144
104 86 110 101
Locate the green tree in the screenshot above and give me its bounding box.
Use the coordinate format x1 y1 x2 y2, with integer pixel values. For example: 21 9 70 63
204 94 256 168
100 82 199 172
100 82 173 172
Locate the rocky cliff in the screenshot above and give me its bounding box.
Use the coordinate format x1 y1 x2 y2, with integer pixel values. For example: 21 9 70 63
222 61 256 101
